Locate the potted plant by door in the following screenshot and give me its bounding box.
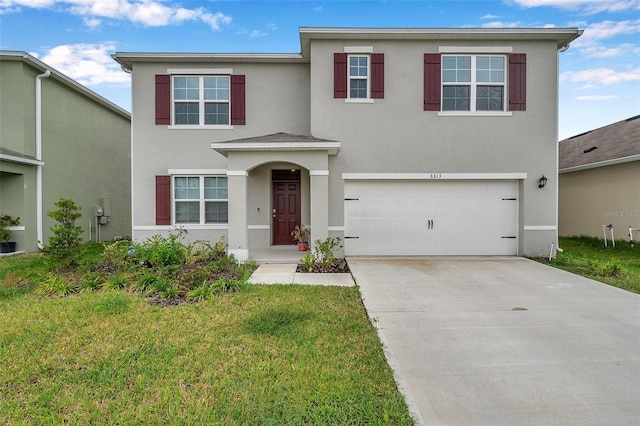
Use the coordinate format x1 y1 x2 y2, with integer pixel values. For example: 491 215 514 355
0 214 20 253
291 224 309 251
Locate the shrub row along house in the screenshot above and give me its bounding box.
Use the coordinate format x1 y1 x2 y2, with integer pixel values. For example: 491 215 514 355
113 27 582 260
0 52 131 253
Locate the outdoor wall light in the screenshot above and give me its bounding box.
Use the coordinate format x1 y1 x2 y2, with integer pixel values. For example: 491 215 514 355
538 175 548 189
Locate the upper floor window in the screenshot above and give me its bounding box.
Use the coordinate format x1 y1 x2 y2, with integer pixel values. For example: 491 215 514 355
173 76 230 126
349 55 369 99
334 52 384 100
442 55 506 112
174 176 228 224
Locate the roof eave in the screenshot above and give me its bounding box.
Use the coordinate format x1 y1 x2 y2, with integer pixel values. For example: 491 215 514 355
560 154 640 174
299 27 583 57
112 52 307 70
210 142 341 157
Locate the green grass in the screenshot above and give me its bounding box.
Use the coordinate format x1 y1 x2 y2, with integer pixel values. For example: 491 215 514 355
535 236 640 294
0 250 414 425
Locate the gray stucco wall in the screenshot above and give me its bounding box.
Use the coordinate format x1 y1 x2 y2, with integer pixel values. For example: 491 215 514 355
129 61 311 240
308 39 561 257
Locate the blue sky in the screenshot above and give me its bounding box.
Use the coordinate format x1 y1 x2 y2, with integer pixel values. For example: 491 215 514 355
1 0 638 140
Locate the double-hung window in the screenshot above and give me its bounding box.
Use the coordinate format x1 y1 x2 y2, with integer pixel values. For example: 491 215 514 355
442 55 506 112
349 55 369 99
174 176 228 224
173 76 230 126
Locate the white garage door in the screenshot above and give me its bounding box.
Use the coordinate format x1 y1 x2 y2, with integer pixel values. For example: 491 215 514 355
344 180 519 256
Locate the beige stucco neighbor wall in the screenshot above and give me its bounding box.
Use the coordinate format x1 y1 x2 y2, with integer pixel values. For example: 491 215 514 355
559 161 640 238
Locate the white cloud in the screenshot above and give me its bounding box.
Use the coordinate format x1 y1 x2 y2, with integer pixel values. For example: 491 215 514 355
37 43 130 86
0 0 232 29
579 42 636 58
508 0 640 14
571 19 640 58
249 30 267 38
481 21 521 28
561 67 640 88
575 95 619 100
481 14 499 19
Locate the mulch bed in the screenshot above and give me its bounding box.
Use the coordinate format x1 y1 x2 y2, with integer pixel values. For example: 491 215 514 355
296 258 350 273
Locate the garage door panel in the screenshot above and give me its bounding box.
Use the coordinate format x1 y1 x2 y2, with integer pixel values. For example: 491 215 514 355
344 180 519 256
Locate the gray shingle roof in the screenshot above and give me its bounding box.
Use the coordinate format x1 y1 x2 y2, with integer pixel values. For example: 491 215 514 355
559 115 640 170
220 132 336 144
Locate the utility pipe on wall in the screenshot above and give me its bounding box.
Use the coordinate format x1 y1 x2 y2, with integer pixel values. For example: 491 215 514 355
35 69 51 250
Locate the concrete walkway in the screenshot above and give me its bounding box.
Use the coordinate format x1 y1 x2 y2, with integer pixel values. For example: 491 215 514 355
348 257 640 426
248 263 355 286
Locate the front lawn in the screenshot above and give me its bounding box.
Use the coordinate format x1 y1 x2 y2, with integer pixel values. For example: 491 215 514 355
0 245 414 424
535 236 640 294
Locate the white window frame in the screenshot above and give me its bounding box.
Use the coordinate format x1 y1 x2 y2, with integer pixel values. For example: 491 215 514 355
348 54 370 101
440 54 511 117
173 175 228 225
170 75 233 129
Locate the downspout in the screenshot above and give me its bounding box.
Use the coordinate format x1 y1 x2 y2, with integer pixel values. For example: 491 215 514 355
36 69 51 250
554 41 572 256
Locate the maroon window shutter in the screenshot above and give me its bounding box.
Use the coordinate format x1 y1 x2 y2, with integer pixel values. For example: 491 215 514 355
424 54 441 111
334 53 347 98
371 53 385 99
231 74 246 125
155 74 171 125
155 175 171 225
509 53 527 111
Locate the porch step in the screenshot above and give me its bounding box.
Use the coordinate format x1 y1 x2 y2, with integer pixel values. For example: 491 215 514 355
248 247 306 265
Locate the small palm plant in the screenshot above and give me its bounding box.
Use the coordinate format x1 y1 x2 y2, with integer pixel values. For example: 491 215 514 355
291 225 308 251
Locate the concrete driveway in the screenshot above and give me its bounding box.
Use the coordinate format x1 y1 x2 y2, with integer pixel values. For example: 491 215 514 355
347 257 640 426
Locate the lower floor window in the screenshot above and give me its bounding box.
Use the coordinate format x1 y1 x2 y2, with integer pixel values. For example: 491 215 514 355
174 176 228 224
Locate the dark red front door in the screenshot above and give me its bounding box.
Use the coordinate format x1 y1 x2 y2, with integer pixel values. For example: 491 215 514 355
272 181 300 245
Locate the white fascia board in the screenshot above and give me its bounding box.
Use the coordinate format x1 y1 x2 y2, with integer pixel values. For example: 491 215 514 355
342 173 527 180
211 142 341 156
559 155 640 174
0 153 44 166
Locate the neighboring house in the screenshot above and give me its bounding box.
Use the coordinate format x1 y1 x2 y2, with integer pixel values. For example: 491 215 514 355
0 51 131 253
558 115 640 239
113 27 581 260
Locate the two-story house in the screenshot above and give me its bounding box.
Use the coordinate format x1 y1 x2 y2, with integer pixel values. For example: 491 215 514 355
0 51 131 253
113 27 582 260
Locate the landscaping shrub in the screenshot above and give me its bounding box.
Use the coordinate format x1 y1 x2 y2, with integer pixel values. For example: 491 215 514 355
45 197 84 266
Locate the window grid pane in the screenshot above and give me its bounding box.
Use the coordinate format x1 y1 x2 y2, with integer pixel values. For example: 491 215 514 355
174 102 199 125
442 56 471 83
204 177 228 199
205 201 229 224
476 86 504 111
175 201 200 223
442 86 470 111
204 103 230 125
174 77 199 100
204 77 230 101
350 79 367 98
349 56 368 77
